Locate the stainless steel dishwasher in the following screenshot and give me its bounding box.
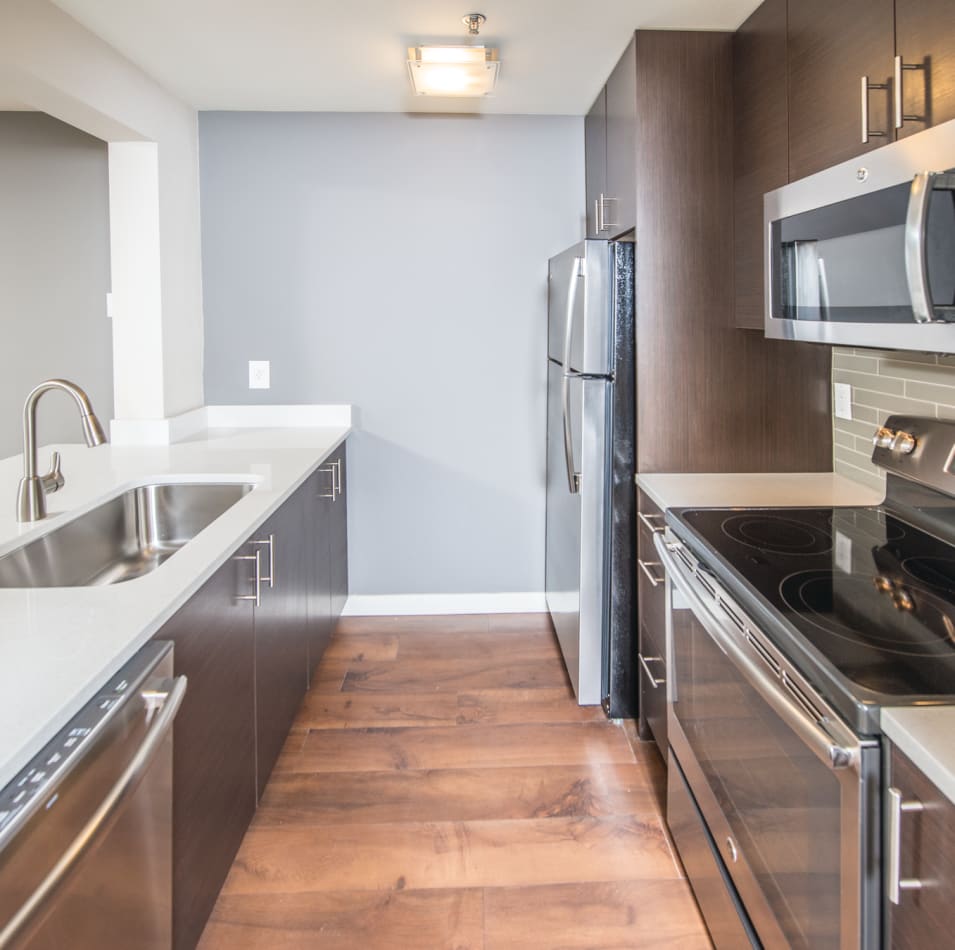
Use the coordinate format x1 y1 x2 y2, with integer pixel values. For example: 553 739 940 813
0 641 186 949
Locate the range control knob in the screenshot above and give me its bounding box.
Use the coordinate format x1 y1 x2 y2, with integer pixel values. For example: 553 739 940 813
891 430 918 455
873 427 896 449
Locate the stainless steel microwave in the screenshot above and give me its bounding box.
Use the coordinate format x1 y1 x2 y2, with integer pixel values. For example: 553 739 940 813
765 118 955 352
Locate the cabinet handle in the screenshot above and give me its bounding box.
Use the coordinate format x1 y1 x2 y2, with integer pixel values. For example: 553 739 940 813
235 549 261 607
332 458 342 498
638 558 664 587
638 653 665 688
319 463 336 499
887 786 925 904
251 533 275 588
601 195 617 232
594 197 602 234
894 55 925 130
861 75 889 144
638 511 665 534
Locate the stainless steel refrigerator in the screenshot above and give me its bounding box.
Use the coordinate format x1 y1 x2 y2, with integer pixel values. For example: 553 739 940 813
545 240 635 715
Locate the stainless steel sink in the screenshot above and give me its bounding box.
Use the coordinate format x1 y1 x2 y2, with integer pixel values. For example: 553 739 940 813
0 482 253 588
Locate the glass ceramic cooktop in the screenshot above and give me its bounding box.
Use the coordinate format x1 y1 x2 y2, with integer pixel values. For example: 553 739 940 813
674 506 955 697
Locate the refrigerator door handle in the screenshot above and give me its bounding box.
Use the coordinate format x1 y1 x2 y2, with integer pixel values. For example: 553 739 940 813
561 257 585 494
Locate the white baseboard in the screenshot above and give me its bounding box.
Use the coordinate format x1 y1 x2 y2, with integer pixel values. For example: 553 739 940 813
341 593 548 616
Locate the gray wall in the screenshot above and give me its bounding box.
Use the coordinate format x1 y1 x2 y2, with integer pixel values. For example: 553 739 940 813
200 112 583 595
0 112 112 458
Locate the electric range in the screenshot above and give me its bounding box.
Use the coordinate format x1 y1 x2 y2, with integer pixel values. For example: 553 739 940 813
656 414 955 949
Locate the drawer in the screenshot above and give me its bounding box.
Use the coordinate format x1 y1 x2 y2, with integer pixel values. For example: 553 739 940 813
667 750 758 948
638 549 666 646
638 621 667 755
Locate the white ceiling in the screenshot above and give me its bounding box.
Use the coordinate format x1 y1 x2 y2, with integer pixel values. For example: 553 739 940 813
50 0 760 115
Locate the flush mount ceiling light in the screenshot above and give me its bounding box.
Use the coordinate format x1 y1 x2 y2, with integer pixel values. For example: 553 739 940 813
407 13 500 98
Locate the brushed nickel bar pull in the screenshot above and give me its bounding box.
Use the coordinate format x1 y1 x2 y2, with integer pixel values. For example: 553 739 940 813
319 463 336 499
638 511 666 534
862 76 889 144
887 786 925 903
894 56 925 129
594 197 602 234
638 558 664 587
251 533 275 588
332 458 342 498
235 550 261 607
638 653 665 688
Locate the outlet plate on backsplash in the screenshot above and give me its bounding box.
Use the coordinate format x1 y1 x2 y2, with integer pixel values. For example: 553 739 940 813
832 347 955 492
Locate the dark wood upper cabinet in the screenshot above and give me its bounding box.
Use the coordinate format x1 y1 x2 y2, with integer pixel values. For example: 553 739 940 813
895 0 955 139
733 0 788 330
584 37 636 240
585 88 607 239
886 743 955 947
604 37 637 238
252 482 310 798
788 0 895 181
155 556 256 950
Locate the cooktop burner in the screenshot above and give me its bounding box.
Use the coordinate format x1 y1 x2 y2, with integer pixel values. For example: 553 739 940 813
672 505 955 699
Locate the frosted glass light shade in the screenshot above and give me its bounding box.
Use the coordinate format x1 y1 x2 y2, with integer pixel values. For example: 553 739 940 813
407 46 500 97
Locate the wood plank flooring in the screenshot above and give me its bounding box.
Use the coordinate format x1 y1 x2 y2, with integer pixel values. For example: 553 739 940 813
198 613 711 949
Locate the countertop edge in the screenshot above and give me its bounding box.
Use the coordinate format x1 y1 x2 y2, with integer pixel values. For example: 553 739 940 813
882 707 955 807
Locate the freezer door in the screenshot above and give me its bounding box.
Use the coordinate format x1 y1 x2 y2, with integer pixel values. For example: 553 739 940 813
545 360 611 706
547 241 612 374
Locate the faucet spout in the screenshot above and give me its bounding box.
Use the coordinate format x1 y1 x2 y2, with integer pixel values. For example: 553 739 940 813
16 379 108 522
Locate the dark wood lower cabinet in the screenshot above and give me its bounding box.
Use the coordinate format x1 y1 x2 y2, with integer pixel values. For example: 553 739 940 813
636 490 667 758
154 556 256 950
153 438 350 948
329 442 349 620
886 744 955 948
252 482 310 798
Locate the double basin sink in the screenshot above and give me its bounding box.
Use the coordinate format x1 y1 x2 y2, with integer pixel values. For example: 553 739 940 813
0 482 253 588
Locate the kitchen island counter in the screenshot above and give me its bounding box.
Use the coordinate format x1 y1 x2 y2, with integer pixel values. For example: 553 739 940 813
0 407 352 788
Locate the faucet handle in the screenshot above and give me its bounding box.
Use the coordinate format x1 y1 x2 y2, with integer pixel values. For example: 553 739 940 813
40 452 65 494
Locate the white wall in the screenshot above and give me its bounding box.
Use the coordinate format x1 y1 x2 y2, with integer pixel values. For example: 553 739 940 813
200 112 584 600
0 0 204 421
0 112 112 457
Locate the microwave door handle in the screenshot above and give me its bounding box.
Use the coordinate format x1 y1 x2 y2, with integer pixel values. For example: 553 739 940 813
0 675 187 950
560 257 585 494
906 171 937 324
654 535 859 773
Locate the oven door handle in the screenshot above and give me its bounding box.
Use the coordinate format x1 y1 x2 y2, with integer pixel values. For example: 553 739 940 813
654 535 860 773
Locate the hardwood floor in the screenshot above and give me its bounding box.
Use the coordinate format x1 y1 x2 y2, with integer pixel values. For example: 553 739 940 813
198 613 711 949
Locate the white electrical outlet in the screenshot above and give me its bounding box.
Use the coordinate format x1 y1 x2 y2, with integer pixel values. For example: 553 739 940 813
834 383 852 421
248 360 270 390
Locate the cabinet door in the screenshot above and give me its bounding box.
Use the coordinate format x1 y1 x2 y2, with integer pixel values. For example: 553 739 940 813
329 443 349 621
306 466 334 681
252 484 310 798
895 0 955 140
733 0 788 330
636 490 666 755
604 36 637 238
153 555 256 950
887 744 955 947
585 88 607 239
788 0 895 181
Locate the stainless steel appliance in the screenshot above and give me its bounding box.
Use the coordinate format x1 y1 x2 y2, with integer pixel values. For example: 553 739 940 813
0 641 186 949
765 117 955 352
545 240 634 713
655 415 955 949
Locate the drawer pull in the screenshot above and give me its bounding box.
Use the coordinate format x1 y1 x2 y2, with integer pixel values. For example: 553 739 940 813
638 558 664 587
887 786 925 904
638 653 665 688
638 511 666 534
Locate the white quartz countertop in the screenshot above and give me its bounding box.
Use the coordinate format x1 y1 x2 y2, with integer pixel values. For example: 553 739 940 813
635 472 883 512
882 706 955 806
0 416 351 788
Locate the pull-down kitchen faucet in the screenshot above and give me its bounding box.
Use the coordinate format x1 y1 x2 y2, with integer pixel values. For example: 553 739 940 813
16 379 108 522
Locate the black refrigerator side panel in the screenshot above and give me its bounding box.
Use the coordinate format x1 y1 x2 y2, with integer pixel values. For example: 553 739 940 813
605 241 637 718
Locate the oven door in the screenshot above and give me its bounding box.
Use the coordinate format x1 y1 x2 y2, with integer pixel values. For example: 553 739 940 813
656 535 880 950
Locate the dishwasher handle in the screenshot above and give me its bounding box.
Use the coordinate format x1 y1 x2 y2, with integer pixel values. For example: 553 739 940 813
0 675 187 950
